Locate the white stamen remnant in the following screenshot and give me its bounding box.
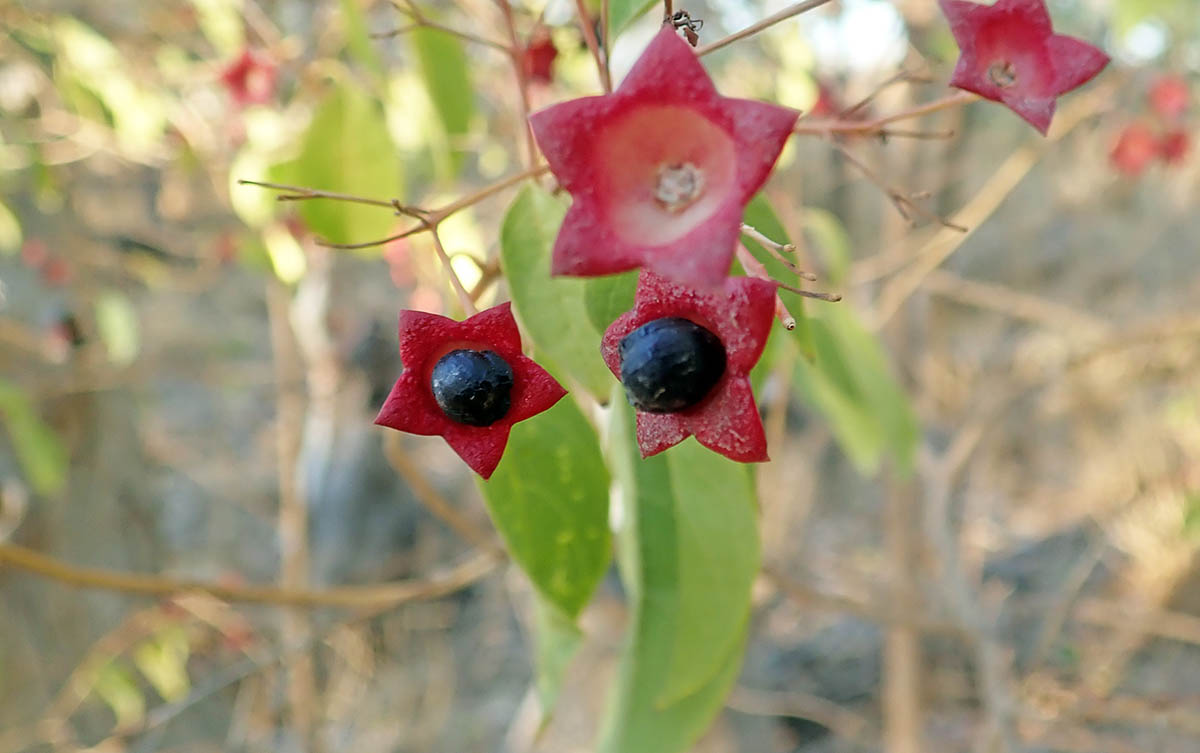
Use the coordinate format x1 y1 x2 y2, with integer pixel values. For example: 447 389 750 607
988 61 1017 88
654 162 705 213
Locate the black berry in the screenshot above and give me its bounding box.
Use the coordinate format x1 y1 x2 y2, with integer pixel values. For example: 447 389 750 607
430 349 515 426
618 317 726 413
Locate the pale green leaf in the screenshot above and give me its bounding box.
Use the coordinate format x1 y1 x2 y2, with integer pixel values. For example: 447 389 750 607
532 595 583 721
479 398 611 618
0 199 21 255
94 661 145 729
584 271 638 334
500 186 614 399
340 0 383 76
0 380 68 496
609 0 659 36
95 291 140 366
801 207 851 287
133 627 191 703
271 84 402 246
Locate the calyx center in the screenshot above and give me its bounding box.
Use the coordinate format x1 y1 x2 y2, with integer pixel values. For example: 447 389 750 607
988 61 1017 88
654 162 705 213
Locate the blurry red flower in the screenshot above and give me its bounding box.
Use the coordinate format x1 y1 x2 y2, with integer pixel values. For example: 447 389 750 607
939 0 1109 134
1148 75 1189 121
530 27 799 289
220 49 277 108
375 303 566 478
1159 128 1190 164
601 271 776 462
522 29 558 85
1109 122 1159 176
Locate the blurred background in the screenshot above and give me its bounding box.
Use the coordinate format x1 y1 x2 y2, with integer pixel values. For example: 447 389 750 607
1 0 1199 751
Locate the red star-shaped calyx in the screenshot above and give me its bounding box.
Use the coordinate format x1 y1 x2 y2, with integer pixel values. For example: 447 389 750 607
375 303 567 479
220 49 277 108
522 28 558 85
939 0 1109 134
529 27 799 289
601 271 776 462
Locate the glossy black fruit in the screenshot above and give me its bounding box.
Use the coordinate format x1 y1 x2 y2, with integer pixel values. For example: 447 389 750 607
618 317 726 413
430 349 515 426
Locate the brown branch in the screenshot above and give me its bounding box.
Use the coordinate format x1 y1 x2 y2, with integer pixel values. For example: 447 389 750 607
832 142 967 232
728 686 876 745
0 543 501 608
794 90 978 136
494 0 540 168
696 0 837 57
382 0 511 52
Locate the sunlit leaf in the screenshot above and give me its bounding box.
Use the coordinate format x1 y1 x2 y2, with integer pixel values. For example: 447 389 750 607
0 380 68 496
479 398 611 618
133 627 190 703
0 199 21 255
599 395 755 752
262 222 307 283
500 185 614 399
532 594 583 722
190 0 245 57
801 207 851 286
411 26 475 175
94 661 145 729
609 0 659 36
271 83 403 246
95 291 140 366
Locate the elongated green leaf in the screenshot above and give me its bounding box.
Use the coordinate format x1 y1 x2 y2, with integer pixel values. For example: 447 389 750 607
609 0 659 36
801 208 851 286
0 199 21 255
599 397 755 753
500 186 614 398
0 380 68 496
271 84 402 246
792 306 918 475
411 26 474 174
479 398 611 618
584 271 638 334
742 194 815 357
339 0 383 77
532 594 583 721
95 291 140 366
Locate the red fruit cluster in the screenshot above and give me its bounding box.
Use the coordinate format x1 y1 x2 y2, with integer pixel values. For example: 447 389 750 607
1110 74 1192 176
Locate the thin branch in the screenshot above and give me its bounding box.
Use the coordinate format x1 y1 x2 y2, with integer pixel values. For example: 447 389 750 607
428 224 478 316
574 0 612 92
794 90 978 136
696 0 836 57
0 542 501 608
741 223 820 281
238 179 396 209
383 0 510 53
832 142 967 232
495 0 540 167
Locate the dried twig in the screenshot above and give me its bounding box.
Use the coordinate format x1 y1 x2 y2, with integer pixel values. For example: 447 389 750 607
696 0 837 57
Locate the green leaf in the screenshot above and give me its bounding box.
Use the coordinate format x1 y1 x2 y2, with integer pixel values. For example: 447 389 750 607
271 83 402 246
0 380 68 496
609 0 659 36
741 194 815 358
411 26 475 174
94 661 145 729
1184 492 1200 539
531 595 583 721
500 186 615 399
584 270 638 333
95 291 140 366
339 0 383 77
0 199 21 255
599 397 755 752
801 208 851 287
792 306 918 476
479 398 611 618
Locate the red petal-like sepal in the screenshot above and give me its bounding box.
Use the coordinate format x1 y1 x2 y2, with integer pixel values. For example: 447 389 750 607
375 302 567 478
601 272 776 462
530 27 799 288
939 0 1108 134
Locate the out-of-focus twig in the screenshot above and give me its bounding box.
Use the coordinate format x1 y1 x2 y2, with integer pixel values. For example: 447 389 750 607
696 0 837 56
